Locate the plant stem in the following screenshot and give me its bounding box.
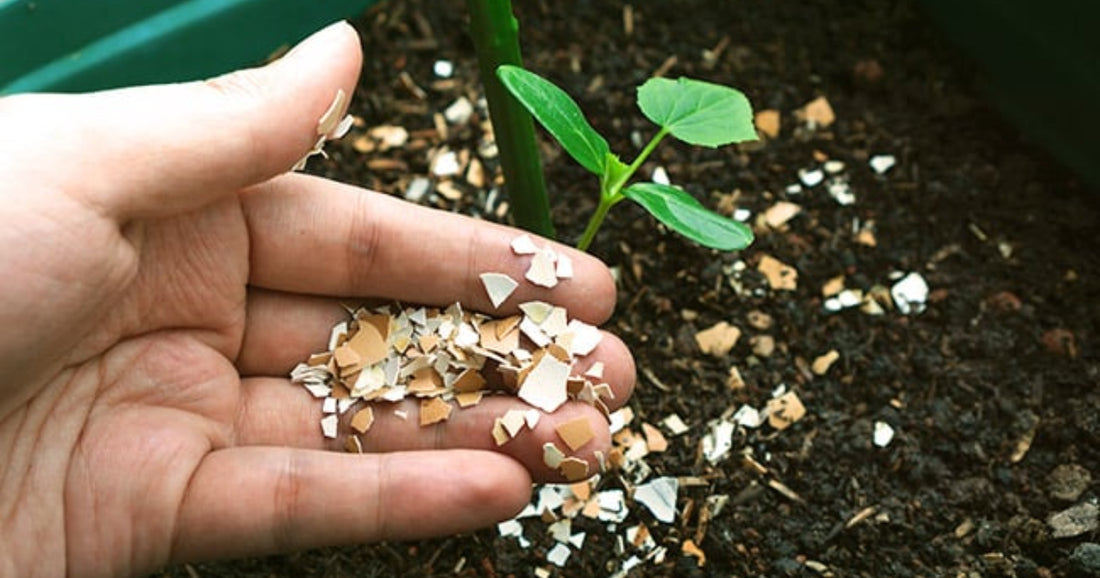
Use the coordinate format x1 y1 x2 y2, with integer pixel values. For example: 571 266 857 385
623 127 669 187
576 197 615 252
576 127 668 250
466 0 555 238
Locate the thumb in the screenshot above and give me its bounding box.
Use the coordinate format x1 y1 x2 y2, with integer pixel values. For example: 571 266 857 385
0 21 362 220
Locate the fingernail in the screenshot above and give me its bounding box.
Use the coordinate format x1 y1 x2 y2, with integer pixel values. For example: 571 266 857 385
285 21 353 60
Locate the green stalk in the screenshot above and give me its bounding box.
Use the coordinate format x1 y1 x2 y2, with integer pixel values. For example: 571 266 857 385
466 0 555 238
576 127 669 250
576 197 614 252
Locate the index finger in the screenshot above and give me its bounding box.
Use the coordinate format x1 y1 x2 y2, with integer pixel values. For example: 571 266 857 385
241 172 618 323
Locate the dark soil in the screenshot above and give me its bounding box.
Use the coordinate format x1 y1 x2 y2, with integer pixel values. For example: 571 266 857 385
163 0 1099 576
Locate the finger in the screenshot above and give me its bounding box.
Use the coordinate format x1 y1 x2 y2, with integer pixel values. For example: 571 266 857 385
2 22 362 220
236 289 636 405
235 379 614 483
171 447 530 562
240 173 617 323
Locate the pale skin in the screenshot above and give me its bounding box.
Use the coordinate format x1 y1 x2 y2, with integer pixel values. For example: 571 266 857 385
0 22 635 578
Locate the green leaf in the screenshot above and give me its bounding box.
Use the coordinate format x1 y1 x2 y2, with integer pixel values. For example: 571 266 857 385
623 183 754 250
637 77 756 147
601 152 631 196
497 65 609 175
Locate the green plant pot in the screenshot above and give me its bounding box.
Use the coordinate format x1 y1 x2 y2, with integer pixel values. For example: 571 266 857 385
1 0 379 95
921 0 1100 190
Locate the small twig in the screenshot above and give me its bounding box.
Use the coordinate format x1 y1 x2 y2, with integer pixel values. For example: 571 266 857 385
640 366 672 392
652 55 678 78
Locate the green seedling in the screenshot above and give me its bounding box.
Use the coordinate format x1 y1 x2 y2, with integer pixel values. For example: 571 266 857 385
497 65 758 252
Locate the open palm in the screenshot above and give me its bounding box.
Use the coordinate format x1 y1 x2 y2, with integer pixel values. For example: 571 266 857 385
0 23 634 578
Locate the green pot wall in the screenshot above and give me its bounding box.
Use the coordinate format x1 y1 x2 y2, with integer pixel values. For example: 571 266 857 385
1 0 379 94
921 0 1100 190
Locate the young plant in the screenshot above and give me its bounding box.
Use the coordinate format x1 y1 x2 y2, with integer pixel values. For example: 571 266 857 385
497 64 758 252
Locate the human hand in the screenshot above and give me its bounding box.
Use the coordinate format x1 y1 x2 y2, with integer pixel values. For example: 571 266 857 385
0 22 634 578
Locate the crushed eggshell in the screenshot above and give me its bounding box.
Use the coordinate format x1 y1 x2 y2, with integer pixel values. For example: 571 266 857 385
812 350 840 375
766 391 806 430
480 272 519 308
420 397 454 426
891 272 929 315
556 417 596 451
797 95 836 127
822 275 846 297
320 414 339 439
757 254 798 291
510 233 539 255
662 414 689 436
873 421 895 447
633 477 679 523
641 423 668 452
292 298 615 450
694 321 741 356
763 201 802 229
755 109 781 138
517 352 571 412
525 248 560 288
870 154 897 174
350 406 375 434
555 253 574 279
559 457 590 481
543 442 566 469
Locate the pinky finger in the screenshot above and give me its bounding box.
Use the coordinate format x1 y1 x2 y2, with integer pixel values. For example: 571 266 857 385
170 447 531 562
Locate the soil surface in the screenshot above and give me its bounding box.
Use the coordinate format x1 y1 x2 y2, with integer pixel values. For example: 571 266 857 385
163 0 1099 576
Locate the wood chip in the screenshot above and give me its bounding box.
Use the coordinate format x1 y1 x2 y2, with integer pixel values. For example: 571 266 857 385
694 321 741 356
755 109 780 138
682 539 707 567
559 457 590 481
757 254 798 291
350 406 375 434
556 417 595 451
812 350 840 375
766 391 806 430
420 397 453 426
480 272 519 308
